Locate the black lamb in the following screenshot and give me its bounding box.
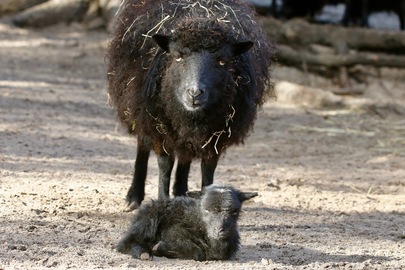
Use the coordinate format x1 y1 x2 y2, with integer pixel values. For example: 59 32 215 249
116 184 258 261
106 0 274 209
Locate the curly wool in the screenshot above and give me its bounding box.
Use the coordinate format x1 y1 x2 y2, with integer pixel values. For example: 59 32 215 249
106 0 274 157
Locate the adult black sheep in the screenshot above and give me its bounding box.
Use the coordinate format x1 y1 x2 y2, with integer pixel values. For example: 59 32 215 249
106 0 274 209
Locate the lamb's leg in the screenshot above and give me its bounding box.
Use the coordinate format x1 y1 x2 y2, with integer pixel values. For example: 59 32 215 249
126 136 151 209
157 153 174 200
201 156 219 187
173 160 191 196
152 241 206 261
116 234 151 260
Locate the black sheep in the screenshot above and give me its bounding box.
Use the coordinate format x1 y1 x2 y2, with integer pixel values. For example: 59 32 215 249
280 0 326 19
106 0 274 208
116 184 258 261
342 0 405 30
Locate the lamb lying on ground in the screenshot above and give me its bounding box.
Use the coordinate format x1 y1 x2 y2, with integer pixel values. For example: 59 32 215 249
116 184 258 261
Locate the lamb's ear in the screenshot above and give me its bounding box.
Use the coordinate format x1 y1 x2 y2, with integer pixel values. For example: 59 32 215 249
186 190 203 199
239 192 258 202
232 41 254 56
153 34 171 52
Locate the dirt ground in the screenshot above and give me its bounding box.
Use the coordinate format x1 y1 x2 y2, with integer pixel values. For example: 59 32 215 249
0 21 404 270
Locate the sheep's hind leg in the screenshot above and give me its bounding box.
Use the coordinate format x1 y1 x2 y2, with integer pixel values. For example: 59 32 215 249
157 153 174 201
201 156 219 188
173 160 191 196
126 136 150 210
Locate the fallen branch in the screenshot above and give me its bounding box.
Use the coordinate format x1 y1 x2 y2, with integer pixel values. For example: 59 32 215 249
260 17 405 54
0 0 48 17
11 0 90 27
278 44 405 69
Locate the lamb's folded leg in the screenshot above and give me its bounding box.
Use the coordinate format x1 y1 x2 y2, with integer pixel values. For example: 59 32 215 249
152 241 206 261
116 234 151 260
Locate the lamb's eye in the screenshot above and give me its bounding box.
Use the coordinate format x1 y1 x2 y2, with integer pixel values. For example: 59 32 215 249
175 57 182 62
219 60 226 66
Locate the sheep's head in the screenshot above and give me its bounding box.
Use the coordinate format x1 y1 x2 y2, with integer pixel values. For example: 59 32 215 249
193 184 257 240
153 25 253 113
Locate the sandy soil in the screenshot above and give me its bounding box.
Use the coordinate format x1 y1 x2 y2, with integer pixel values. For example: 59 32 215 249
0 22 404 270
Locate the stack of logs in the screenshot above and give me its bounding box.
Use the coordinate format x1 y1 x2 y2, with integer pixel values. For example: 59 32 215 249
0 0 120 30
1 0 405 86
259 17 405 85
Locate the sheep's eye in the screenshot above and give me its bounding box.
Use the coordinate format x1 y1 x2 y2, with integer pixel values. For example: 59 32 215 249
218 60 226 66
175 57 183 62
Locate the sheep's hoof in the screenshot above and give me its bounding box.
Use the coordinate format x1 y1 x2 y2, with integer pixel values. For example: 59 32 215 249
126 201 140 211
140 252 152 261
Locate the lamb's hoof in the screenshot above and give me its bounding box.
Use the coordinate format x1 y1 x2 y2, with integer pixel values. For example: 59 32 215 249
152 242 161 255
152 241 172 257
140 252 152 260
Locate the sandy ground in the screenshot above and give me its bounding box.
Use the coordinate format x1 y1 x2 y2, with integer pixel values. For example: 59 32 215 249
0 21 404 270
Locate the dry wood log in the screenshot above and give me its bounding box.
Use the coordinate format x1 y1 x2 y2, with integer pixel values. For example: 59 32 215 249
80 0 121 31
0 0 48 17
11 0 90 27
259 17 405 54
277 44 405 69
98 0 121 25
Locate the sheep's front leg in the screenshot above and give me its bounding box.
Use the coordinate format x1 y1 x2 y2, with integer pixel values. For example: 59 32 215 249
157 154 174 200
173 160 191 196
201 156 219 188
126 136 151 209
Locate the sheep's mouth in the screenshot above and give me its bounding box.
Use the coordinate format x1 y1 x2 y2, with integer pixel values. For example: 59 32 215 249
183 98 207 111
192 99 207 108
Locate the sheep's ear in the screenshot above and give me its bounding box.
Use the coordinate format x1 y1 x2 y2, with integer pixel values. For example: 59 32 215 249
232 41 254 56
186 191 203 199
239 192 258 202
153 34 171 52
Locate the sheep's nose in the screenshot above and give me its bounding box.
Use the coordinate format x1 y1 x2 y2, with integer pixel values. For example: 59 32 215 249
187 87 205 99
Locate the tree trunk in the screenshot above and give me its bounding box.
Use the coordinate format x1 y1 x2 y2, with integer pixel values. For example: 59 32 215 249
278 44 405 68
259 17 405 54
11 0 90 27
0 0 48 16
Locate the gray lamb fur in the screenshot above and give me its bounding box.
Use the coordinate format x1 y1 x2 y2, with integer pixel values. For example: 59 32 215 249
116 184 258 261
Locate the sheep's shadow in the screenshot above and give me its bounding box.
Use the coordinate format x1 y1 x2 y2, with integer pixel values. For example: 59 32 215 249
236 206 401 266
238 242 392 266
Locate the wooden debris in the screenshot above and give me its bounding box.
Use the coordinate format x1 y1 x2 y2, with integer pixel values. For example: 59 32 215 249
11 0 90 27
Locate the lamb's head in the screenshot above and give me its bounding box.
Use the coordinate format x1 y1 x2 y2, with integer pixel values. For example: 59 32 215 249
153 20 253 113
195 184 257 240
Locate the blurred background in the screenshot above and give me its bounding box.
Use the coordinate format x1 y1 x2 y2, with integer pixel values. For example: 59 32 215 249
1 1 404 269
